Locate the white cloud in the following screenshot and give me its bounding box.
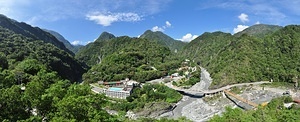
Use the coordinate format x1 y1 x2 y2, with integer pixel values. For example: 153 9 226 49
233 25 249 34
200 1 291 24
238 13 249 23
165 21 171 27
151 26 164 32
86 12 142 26
71 40 81 45
179 33 198 42
255 21 260 24
151 20 172 32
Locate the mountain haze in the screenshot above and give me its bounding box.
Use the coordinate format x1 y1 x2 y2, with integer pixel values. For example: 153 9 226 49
43 29 83 53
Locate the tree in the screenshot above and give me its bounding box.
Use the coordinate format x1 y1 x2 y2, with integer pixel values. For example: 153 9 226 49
0 86 30 121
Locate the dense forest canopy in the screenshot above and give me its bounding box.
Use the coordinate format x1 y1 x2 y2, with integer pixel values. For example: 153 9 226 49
140 30 187 52
181 25 300 88
0 27 86 82
0 14 73 55
1 14 300 122
82 36 183 83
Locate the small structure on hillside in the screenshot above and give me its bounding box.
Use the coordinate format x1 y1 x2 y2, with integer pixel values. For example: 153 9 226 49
96 78 139 99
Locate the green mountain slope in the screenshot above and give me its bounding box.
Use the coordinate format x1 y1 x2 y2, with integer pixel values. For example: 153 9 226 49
75 32 116 66
82 36 175 83
140 30 187 52
234 24 282 38
0 14 73 55
94 31 116 42
43 29 83 53
0 26 86 82
181 25 300 88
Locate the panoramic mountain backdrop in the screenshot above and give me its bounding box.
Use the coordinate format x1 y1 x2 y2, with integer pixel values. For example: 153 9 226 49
181 24 300 88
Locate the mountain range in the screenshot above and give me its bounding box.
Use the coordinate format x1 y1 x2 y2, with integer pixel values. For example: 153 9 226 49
140 30 187 52
0 14 86 82
43 29 83 53
1 14 299 88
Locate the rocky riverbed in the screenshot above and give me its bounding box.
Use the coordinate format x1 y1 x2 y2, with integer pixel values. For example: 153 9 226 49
161 67 299 122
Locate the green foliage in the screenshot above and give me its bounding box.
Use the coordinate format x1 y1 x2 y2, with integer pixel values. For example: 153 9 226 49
0 14 73 55
177 69 201 87
209 96 300 122
234 24 282 38
0 86 30 121
82 36 173 83
0 52 8 69
109 84 182 112
0 26 86 82
140 30 187 52
181 25 300 88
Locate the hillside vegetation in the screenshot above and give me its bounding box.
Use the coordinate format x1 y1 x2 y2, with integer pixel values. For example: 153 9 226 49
181 25 300 88
44 29 83 53
0 14 73 55
83 36 183 83
234 24 282 38
75 32 116 66
0 26 86 82
140 30 187 52
210 96 300 122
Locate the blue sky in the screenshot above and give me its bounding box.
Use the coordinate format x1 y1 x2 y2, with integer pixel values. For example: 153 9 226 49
1 0 300 45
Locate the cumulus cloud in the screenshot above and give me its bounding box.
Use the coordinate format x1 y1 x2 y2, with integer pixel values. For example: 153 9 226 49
151 26 164 32
151 21 172 32
233 25 249 34
71 40 81 45
179 33 198 42
238 13 249 23
86 12 142 26
166 21 171 27
255 21 260 24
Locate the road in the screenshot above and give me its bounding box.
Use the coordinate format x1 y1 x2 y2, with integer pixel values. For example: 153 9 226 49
165 80 271 95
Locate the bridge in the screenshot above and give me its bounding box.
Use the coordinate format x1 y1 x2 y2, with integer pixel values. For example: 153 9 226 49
165 81 271 96
165 81 271 108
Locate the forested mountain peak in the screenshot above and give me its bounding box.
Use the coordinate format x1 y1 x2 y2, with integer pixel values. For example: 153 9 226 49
234 24 282 38
181 25 300 88
43 29 82 53
140 30 187 52
95 31 116 42
0 14 73 55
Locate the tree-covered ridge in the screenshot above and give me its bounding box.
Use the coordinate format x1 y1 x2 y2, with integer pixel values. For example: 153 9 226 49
0 14 73 55
181 25 300 88
75 32 116 66
0 27 86 82
140 30 187 52
94 31 116 42
234 24 283 38
43 29 83 54
83 36 179 83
